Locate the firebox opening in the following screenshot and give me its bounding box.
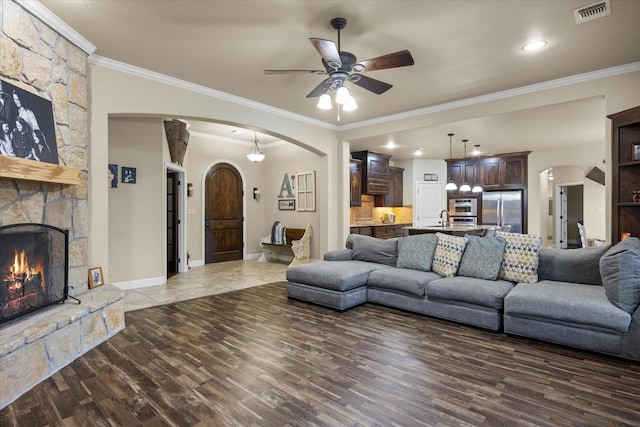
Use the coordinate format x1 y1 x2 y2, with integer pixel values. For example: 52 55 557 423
0 223 70 324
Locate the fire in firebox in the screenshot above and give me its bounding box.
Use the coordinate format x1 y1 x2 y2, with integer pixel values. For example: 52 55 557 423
0 223 69 324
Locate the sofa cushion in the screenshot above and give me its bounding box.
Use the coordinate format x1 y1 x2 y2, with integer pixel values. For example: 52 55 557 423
504 281 632 333
538 246 609 285
426 276 514 309
599 237 640 313
432 233 468 278
346 234 399 266
496 231 543 283
396 233 438 271
367 268 441 297
286 260 391 292
458 235 506 280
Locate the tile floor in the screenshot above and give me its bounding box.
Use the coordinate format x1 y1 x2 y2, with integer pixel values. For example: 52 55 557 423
122 259 288 312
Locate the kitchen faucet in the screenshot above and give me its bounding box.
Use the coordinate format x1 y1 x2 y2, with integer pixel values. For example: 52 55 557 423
439 209 450 227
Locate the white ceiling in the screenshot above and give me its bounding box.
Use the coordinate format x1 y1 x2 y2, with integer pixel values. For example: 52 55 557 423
38 0 640 159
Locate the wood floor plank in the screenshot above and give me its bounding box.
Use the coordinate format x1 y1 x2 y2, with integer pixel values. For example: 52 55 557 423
2 282 640 426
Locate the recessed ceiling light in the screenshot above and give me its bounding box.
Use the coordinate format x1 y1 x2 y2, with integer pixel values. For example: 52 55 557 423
414 148 423 156
523 40 547 52
386 141 396 149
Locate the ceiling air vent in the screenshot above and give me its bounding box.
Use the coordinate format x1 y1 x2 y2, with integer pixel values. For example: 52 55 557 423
574 0 611 24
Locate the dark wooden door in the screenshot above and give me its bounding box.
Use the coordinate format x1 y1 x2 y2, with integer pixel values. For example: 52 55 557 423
166 171 179 277
205 163 243 263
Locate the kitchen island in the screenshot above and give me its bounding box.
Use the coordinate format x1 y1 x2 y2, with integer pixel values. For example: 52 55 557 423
404 225 493 237
350 223 412 239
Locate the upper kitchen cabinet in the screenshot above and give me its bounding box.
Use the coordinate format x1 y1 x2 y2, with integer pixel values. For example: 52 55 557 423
349 158 363 207
375 166 404 207
479 152 530 190
351 151 390 195
445 159 478 196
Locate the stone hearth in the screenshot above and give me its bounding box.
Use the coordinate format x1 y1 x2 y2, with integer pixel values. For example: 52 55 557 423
0 285 125 409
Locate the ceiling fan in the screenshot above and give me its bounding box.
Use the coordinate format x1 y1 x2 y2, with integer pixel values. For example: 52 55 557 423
264 17 415 99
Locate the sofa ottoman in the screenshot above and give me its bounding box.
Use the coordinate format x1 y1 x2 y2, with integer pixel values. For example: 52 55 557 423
286 260 392 310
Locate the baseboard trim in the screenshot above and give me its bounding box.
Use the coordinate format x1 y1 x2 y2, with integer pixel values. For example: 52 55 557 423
112 276 166 290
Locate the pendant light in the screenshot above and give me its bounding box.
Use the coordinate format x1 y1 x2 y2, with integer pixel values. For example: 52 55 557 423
459 139 471 192
471 144 483 193
246 132 265 162
445 133 457 191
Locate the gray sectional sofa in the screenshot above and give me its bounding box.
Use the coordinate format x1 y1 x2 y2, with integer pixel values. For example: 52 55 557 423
286 232 640 361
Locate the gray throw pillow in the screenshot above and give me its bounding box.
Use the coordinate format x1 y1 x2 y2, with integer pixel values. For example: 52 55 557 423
346 234 399 266
458 235 507 280
396 233 438 271
600 237 640 313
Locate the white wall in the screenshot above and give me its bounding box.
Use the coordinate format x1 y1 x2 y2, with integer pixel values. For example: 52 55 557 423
108 117 165 284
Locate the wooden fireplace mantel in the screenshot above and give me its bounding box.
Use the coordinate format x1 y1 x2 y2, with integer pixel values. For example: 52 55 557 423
0 156 82 185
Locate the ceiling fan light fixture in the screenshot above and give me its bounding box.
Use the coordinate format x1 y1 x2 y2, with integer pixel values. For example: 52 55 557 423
317 93 332 109
335 86 350 104
342 94 358 111
247 132 265 162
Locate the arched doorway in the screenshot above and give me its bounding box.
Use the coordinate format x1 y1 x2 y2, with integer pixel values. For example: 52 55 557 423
204 163 244 263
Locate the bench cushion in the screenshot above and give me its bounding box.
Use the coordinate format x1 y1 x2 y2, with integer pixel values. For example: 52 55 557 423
367 268 441 297
286 260 391 292
505 281 632 333
426 277 514 309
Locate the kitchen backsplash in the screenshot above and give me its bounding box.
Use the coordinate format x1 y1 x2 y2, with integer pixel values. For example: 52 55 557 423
350 195 413 225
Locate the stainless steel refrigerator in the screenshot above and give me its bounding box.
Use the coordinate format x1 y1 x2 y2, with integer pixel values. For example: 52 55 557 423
482 190 523 233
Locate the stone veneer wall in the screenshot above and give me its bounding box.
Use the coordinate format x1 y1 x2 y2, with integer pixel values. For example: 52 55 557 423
0 2 126 410
0 1 89 295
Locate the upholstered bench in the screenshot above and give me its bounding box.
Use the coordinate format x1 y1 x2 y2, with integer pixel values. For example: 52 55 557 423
286 260 392 310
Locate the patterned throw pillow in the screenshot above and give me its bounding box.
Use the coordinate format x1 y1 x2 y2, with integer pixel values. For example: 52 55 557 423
496 231 543 283
396 233 438 271
432 233 468 277
458 235 507 280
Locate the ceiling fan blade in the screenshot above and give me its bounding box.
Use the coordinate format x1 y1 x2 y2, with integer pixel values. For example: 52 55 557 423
264 69 326 75
306 78 333 98
350 74 393 94
357 50 414 72
309 38 342 68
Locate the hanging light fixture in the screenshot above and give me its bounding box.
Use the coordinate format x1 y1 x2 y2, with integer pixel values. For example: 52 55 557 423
445 133 457 191
471 143 483 193
316 83 358 120
246 131 265 162
459 139 471 192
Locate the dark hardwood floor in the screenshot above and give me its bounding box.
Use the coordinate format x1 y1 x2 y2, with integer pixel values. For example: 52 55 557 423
2 282 640 426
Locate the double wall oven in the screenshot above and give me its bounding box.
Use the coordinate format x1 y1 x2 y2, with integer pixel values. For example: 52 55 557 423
448 198 478 226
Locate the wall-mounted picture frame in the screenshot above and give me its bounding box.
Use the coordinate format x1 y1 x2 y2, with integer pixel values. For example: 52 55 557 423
424 173 438 181
0 78 59 164
278 199 295 210
122 166 136 183
108 164 118 188
632 142 640 161
88 266 104 289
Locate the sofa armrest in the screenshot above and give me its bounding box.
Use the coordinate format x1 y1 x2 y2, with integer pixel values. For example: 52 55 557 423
621 305 640 361
324 249 353 261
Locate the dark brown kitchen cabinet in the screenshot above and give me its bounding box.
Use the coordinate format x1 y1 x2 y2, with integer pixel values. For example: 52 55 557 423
609 105 640 244
349 226 373 236
351 151 390 195
349 159 362 207
375 166 404 207
445 159 478 196
479 152 529 190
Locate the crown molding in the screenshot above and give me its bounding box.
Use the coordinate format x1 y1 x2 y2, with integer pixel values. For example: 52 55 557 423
88 55 339 132
340 61 640 131
17 1 96 54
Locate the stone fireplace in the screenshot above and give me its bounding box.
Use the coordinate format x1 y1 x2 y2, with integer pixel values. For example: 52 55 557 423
0 2 125 409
